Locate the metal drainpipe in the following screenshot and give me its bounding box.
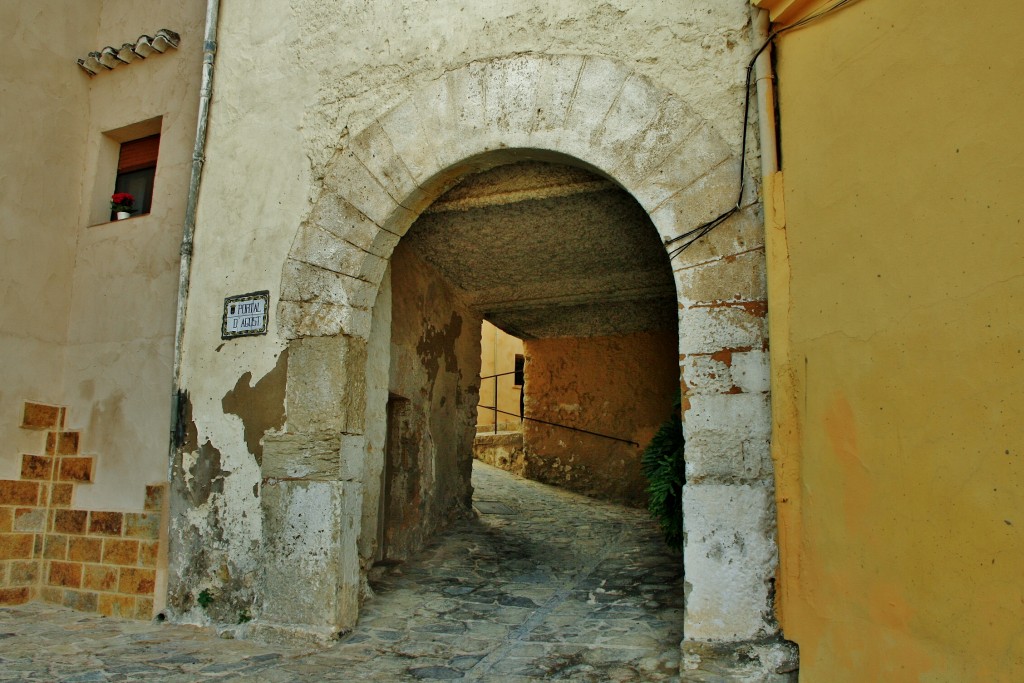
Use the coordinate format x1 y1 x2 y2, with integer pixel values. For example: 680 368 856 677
168 0 220 473
751 6 779 177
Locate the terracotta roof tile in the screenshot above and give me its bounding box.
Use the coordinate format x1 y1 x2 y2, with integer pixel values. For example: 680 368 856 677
77 29 179 76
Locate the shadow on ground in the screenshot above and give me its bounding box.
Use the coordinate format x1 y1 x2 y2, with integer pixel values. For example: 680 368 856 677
0 462 683 682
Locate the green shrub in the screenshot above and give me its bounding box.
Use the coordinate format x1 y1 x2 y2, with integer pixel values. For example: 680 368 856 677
641 390 685 551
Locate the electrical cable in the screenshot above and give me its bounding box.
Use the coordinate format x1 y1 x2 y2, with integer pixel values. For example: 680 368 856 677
666 0 862 259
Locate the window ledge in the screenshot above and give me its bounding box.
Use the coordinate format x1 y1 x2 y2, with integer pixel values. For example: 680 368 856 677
91 213 152 228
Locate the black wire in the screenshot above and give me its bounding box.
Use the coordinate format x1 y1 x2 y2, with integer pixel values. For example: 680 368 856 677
666 0 861 259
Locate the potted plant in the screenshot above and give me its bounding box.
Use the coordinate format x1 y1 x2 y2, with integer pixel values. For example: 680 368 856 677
110 192 136 220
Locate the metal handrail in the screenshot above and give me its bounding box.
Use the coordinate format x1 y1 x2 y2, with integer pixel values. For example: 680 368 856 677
477 404 639 447
478 367 640 447
479 370 519 434
479 371 517 380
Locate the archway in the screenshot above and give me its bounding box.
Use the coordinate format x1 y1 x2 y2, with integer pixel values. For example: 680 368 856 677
264 54 788 676
408 159 678 511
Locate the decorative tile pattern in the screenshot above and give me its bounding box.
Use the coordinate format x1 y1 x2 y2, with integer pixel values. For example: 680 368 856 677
0 401 167 619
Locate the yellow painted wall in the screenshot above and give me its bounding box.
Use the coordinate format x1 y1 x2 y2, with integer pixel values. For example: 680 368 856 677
477 321 524 431
760 1 1024 679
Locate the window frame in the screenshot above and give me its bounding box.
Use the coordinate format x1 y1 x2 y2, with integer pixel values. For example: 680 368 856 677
88 117 162 227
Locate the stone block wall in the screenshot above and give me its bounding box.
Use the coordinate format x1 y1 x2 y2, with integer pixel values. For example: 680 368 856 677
0 401 166 618
473 432 526 476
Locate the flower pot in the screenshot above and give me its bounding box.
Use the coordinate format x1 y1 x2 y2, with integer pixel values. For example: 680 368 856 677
116 211 131 220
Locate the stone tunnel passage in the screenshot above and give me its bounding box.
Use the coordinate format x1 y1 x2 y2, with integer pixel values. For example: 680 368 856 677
359 157 684 678
0 461 684 681
377 157 680 566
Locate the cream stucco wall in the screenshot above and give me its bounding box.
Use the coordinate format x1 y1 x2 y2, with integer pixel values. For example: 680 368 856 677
67 1 205 511
0 1 204 512
0 2 94 470
760 1 1024 679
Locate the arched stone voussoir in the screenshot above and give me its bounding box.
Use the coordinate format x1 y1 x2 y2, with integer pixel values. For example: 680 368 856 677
674 250 767 310
534 56 633 174
375 60 535 190
367 53 731 207
525 52 585 133
281 258 378 310
306 190 403 262
646 163 761 266
323 146 408 230
290 222 387 286
347 120 430 215
665 204 765 270
277 299 372 341
606 91 705 192
633 121 736 216
481 54 545 139
278 259 377 340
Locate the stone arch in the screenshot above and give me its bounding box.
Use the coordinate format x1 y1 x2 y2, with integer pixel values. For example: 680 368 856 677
268 53 790 676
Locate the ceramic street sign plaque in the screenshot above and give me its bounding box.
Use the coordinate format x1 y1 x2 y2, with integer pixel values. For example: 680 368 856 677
222 290 270 339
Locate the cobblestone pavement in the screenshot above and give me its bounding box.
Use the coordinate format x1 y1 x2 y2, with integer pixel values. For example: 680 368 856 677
0 462 684 682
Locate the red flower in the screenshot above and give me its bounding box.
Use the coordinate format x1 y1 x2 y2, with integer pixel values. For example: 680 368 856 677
111 192 135 207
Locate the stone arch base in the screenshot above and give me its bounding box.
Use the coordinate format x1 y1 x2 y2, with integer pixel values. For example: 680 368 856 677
262 54 797 678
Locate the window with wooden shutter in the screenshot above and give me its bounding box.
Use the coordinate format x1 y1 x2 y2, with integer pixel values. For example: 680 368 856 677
112 134 160 219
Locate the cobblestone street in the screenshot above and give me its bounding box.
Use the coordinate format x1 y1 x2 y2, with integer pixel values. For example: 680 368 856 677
0 462 684 682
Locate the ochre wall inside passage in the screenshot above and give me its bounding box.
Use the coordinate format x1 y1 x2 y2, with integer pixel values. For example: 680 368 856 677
763 1 1024 679
522 330 677 508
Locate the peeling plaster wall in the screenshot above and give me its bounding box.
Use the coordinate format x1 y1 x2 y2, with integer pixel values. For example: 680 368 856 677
384 243 480 560
171 0 783 664
761 1 1024 679
167 0 309 617
522 331 677 508
357 266 392 569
